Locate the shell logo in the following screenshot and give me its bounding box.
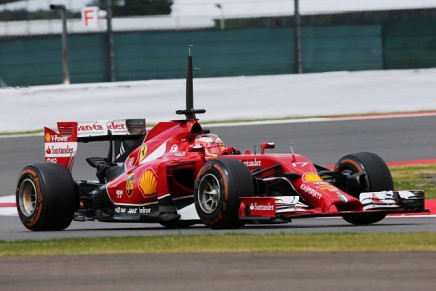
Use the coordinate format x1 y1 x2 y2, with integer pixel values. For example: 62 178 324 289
303 172 323 183
44 133 51 143
139 169 157 197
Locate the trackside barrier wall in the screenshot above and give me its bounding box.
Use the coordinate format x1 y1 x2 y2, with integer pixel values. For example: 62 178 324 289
383 21 436 69
0 22 436 86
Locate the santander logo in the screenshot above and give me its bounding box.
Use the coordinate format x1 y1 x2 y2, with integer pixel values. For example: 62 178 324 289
250 203 274 211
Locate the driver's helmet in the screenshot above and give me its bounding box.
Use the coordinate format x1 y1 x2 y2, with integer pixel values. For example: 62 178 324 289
194 134 225 157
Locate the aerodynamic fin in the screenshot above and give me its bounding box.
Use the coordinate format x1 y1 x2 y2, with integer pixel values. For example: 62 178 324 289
176 45 206 120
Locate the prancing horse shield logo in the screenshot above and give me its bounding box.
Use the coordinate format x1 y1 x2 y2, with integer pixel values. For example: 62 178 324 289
126 174 134 197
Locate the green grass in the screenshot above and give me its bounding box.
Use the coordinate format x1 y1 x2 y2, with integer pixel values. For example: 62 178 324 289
1 233 436 256
193 110 436 125
390 164 436 199
0 129 42 136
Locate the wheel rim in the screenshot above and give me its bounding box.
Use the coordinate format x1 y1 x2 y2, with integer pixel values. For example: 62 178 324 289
197 174 221 214
340 168 355 177
18 178 38 217
338 163 370 196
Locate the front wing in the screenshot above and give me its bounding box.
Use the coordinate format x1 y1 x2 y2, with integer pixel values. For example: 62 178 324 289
239 190 427 221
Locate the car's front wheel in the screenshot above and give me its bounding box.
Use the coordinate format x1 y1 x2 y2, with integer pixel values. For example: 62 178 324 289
194 158 254 229
334 152 393 225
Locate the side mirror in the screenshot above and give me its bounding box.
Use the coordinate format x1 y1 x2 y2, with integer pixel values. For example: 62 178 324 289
188 144 205 153
261 142 275 155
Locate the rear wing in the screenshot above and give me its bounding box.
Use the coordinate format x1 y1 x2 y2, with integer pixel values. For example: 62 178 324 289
76 119 146 142
44 119 146 171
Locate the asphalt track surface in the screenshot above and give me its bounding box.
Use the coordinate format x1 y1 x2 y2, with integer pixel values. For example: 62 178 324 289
1 115 435 290
1 215 436 241
1 114 435 196
1 252 435 291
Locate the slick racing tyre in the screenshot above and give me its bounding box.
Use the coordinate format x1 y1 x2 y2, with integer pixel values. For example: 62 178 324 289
194 158 254 229
334 152 393 225
16 163 78 231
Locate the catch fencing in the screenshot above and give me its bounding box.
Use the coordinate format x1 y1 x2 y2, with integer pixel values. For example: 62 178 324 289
1 0 436 86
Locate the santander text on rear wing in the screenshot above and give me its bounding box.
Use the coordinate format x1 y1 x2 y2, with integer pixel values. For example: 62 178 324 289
76 119 146 142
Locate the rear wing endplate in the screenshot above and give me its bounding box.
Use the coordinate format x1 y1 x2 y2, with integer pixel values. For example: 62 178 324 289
44 119 146 171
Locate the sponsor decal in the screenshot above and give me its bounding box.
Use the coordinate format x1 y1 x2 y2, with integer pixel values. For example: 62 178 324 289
139 207 152 214
114 206 152 215
107 121 126 131
115 207 126 214
250 203 274 211
47 135 69 142
77 122 104 132
300 184 322 199
302 172 323 183
139 169 157 197
313 182 342 193
127 157 135 167
243 159 261 167
45 143 76 157
337 194 348 203
138 145 148 162
116 190 123 199
77 121 127 134
138 207 151 214
169 145 178 153
318 184 337 191
44 133 51 143
370 194 383 204
242 197 276 217
126 174 135 197
292 162 309 167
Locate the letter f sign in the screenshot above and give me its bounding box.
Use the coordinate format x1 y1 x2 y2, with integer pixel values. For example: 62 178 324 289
81 7 99 29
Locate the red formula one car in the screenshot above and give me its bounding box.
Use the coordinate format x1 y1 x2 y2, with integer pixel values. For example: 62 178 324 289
16 53 426 231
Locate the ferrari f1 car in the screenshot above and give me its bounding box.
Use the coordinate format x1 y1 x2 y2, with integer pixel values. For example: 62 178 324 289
16 52 426 231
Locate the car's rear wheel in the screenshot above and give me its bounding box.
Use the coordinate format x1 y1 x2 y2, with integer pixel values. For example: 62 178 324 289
334 152 393 225
194 158 254 229
16 163 78 231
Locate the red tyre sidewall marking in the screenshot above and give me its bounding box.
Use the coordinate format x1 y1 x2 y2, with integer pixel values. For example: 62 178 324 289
336 159 363 172
214 163 229 216
19 169 44 228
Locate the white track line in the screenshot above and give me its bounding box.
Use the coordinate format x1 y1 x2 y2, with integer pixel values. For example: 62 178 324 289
0 195 17 216
1 194 434 217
